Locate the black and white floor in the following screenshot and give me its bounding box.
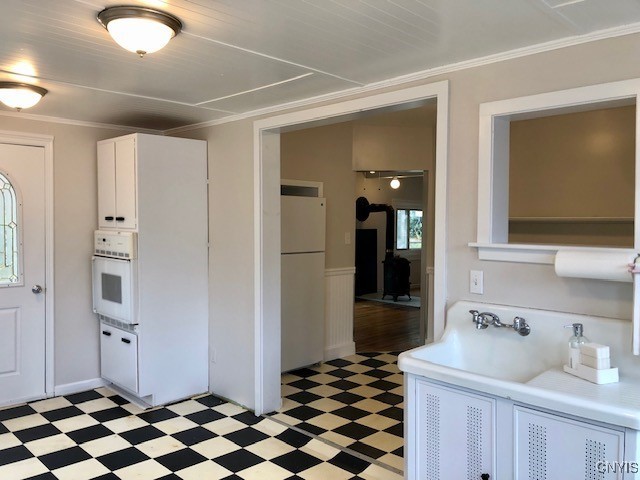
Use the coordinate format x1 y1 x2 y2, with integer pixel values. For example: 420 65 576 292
275 352 404 474
0 353 403 480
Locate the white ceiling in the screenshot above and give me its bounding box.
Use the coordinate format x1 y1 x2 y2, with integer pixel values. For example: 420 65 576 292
2 0 640 131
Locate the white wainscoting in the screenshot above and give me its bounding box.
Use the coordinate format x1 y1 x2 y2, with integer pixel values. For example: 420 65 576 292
324 267 356 361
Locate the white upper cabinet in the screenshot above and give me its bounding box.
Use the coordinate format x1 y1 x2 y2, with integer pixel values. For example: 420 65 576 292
98 136 137 230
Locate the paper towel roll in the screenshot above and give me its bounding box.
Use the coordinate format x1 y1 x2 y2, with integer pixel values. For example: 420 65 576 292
554 250 636 282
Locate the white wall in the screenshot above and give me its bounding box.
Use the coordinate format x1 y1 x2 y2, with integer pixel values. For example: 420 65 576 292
0 116 131 388
172 120 257 409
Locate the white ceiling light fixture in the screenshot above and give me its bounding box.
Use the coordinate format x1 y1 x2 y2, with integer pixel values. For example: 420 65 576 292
97 6 182 57
390 177 401 189
0 82 47 111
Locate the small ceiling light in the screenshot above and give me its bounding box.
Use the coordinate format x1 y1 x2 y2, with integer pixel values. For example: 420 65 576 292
0 82 47 111
97 6 182 57
390 177 401 189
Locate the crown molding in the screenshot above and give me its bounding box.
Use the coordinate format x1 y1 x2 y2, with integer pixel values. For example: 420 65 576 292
164 21 640 135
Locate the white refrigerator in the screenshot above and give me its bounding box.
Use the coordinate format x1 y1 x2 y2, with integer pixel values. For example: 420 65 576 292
281 195 326 372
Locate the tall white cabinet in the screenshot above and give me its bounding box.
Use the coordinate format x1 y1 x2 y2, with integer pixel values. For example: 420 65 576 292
96 133 208 407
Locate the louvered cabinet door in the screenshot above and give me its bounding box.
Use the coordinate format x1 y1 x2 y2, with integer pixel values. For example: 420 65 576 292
416 380 495 479
514 406 624 480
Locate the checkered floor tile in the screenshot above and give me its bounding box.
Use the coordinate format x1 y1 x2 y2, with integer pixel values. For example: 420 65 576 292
0 387 402 480
275 353 404 473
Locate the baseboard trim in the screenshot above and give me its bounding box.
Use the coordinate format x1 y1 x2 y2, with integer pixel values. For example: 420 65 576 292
0 393 47 409
324 342 356 362
54 378 108 397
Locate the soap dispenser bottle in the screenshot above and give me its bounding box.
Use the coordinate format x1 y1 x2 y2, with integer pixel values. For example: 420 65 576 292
564 323 588 369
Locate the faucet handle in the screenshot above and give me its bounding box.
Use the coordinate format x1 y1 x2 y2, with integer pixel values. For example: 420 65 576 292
469 309 479 319
513 316 531 336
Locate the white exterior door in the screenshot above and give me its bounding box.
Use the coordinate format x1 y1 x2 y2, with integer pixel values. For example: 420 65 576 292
0 143 46 405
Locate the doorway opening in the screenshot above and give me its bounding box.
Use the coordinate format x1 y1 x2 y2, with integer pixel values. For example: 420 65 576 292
254 81 449 416
355 170 426 353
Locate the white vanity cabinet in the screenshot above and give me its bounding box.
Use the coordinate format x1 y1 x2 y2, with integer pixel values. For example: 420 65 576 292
514 406 624 480
414 379 494 479
406 374 633 480
97 136 137 230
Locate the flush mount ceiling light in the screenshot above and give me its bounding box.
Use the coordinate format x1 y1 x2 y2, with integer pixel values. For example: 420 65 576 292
0 82 47 111
390 177 401 189
97 6 182 57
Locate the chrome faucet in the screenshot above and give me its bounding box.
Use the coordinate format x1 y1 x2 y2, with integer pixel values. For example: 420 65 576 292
469 310 488 329
512 316 531 336
469 310 531 336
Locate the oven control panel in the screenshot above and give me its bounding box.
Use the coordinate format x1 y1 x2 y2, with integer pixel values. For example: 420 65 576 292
94 231 137 259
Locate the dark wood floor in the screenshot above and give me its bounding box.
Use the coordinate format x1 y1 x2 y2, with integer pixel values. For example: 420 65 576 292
354 298 422 353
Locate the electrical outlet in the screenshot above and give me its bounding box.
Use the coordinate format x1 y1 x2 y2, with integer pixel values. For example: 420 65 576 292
211 349 217 363
470 270 484 294
345 232 351 245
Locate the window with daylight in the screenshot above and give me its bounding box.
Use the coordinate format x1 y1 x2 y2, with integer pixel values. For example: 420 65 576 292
397 208 423 250
0 173 19 285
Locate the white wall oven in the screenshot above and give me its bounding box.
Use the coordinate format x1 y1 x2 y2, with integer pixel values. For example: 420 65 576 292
92 231 137 324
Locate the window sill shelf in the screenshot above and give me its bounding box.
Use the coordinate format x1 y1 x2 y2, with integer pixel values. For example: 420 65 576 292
508 216 633 224
469 242 636 265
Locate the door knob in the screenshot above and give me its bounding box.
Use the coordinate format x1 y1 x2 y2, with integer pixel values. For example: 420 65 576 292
31 285 43 294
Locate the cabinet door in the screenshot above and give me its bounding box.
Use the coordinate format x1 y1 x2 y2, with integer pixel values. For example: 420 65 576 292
114 137 137 230
97 142 116 229
416 380 494 480
514 406 624 480
100 325 139 393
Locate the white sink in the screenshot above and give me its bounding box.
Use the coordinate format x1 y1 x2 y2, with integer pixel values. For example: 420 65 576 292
399 301 640 429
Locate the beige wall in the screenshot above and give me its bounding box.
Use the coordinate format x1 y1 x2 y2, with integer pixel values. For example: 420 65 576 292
353 125 434 171
356 175 424 289
509 105 635 247
0 117 131 387
280 122 355 269
442 33 640 319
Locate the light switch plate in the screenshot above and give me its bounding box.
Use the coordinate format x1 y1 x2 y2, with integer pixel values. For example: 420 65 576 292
470 270 484 294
